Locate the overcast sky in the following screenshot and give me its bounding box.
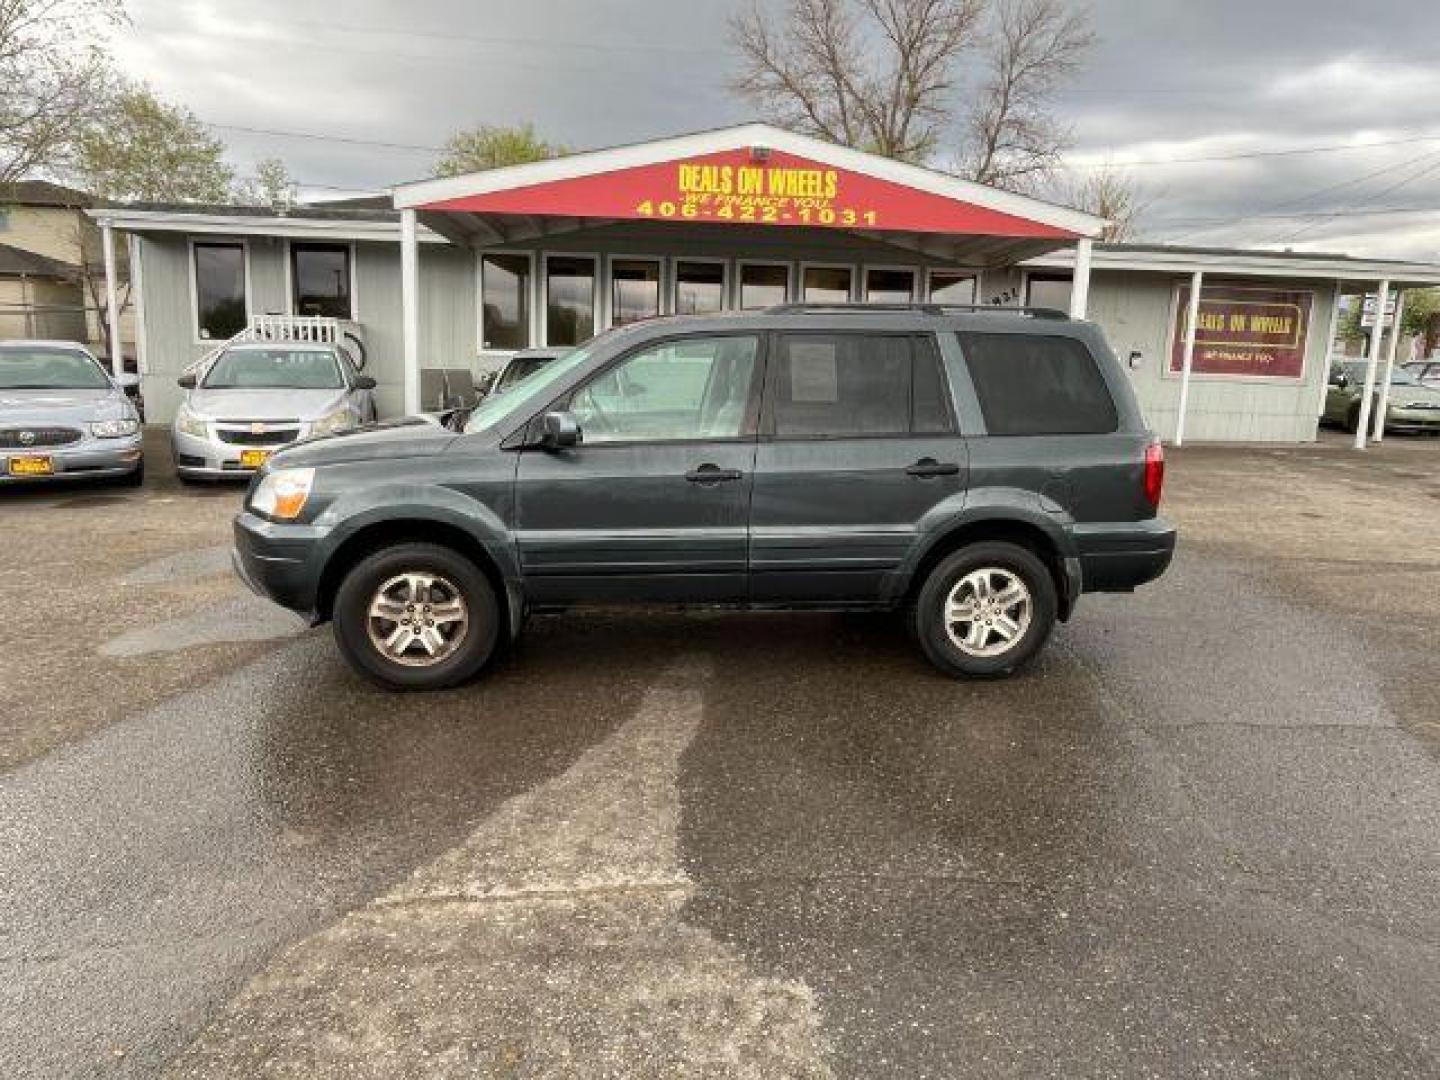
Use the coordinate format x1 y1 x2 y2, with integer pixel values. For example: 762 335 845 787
113 0 1440 259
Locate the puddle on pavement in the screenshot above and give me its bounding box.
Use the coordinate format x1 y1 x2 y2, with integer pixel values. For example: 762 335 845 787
122 545 232 586
99 594 306 658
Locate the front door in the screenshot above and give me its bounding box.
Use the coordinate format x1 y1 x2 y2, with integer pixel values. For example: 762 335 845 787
749 331 967 603
515 333 764 605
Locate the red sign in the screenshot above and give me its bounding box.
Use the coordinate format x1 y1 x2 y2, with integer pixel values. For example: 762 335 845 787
1170 285 1313 379
421 148 1078 239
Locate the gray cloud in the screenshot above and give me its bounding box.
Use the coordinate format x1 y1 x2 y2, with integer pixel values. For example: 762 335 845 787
115 0 1440 259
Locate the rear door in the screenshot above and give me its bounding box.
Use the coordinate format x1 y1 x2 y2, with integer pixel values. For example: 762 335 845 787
749 330 966 603
514 333 763 604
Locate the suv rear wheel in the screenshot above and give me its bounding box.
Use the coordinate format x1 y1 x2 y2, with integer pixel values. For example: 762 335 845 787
912 542 1057 678
333 542 499 690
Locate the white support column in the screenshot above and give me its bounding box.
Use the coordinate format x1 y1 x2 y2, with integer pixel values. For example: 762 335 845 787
1354 278 1389 449
400 209 420 415
1372 288 1405 444
1068 238 1093 319
101 220 123 376
1174 270 1204 447
1313 280 1344 434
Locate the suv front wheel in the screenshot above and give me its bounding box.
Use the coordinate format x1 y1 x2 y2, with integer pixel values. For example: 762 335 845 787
912 542 1057 679
333 542 500 690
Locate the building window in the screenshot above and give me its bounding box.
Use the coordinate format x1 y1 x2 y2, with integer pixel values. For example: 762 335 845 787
193 242 246 340
481 253 531 349
802 265 852 303
546 256 597 346
1027 274 1073 313
611 258 661 325
674 260 726 315
290 243 352 319
739 263 789 309
865 268 915 303
928 271 975 305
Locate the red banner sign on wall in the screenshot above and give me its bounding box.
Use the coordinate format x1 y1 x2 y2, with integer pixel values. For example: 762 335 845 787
1170 284 1314 379
422 149 1079 239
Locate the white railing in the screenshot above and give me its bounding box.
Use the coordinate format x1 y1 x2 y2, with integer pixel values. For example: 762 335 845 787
185 315 343 376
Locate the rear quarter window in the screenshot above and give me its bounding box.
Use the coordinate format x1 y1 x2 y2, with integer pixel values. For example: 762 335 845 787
958 332 1118 436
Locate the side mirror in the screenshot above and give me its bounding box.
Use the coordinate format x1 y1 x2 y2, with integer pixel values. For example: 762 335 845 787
353 375 378 390
177 372 197 390
540 410 581 449
1330 372 1348 388
114 372 141 390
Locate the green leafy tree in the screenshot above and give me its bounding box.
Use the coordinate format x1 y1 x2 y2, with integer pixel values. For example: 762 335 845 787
1400 288 1440 356
235 157 295 208
435 123 567 177
73 85 234 202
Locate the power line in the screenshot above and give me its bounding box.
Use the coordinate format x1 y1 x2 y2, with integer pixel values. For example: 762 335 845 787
210 122 444 154
1062 133 1440 169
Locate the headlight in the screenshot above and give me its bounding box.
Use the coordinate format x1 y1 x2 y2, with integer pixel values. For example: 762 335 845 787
174 408 208 438
250 467 315 521
309 407 353 435
91 418 140 438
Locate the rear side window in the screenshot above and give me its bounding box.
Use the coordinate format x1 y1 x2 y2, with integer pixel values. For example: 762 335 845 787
958 332 1117 436
768 333 955 437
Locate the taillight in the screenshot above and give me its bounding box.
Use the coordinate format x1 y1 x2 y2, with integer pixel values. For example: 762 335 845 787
1143 440 1165 508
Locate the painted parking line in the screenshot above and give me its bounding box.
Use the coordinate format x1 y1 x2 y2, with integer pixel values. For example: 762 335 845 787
166 655 833 1079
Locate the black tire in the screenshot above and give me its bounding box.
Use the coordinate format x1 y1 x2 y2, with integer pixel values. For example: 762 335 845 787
116 459 145 488
910 542 1058 679
332 542 500 690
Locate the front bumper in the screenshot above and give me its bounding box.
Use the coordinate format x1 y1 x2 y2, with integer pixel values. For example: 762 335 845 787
173 425 310 479
1384 406 1440 432
233 510 333 622
1072 517 1177 593
1 435 143 484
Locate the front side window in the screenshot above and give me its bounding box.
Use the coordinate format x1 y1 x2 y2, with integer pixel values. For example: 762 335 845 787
546 256 596 346
674 261 726 315
612 259 661 325
291 243 351 319
203 347 344 390
803 266 852 303
482 253 531 349
570 335 759 443
193 242 246 340
958 332 1117 436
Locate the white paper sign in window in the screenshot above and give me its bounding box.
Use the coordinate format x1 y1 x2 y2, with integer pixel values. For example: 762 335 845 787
789 343 839 402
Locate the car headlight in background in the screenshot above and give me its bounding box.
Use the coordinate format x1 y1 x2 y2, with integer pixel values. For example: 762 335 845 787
250 467 315 521
309 407 353 436
91 418 140 438
173 408 208 438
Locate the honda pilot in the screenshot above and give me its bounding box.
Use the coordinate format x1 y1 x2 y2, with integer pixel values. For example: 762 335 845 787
232 305 1176 690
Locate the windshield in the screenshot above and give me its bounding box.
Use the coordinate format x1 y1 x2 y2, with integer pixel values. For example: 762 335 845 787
0 347 111 390
1342 363 1421 387
465 343 598 433
204 347 343 390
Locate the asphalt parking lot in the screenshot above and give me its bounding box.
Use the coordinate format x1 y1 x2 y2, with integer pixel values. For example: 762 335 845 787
4 428 1439 1079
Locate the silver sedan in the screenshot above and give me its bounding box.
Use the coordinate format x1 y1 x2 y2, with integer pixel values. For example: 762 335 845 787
172 342 377 479
0 341 144 485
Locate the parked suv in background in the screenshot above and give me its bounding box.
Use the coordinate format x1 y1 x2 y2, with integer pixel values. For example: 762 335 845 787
233 305 1176 689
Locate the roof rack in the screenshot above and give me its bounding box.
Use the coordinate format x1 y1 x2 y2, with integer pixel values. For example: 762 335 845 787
762 301 1070 320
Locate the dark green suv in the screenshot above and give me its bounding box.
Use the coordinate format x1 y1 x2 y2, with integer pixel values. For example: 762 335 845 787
233 305 1175 689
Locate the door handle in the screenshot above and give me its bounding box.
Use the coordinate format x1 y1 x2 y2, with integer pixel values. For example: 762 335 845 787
905 458 960 478
685 464 744 484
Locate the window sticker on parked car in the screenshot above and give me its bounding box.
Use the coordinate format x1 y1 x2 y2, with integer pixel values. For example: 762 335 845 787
789 343 839 402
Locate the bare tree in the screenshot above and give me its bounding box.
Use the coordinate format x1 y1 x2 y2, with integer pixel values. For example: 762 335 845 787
963 0 1094 191
0 0 124 183
1061 168 1147 241
730 0 986 163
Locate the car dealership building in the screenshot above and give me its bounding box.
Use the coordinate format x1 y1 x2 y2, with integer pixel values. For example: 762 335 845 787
91 122 1440 444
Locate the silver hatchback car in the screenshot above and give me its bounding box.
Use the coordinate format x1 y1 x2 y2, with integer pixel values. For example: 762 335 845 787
0 341 144 485
172 342 377 479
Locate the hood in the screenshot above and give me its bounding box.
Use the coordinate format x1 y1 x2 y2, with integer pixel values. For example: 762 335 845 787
1396 382 1440 405
0 387 133 426
185 386 346 421
268 414 461 468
